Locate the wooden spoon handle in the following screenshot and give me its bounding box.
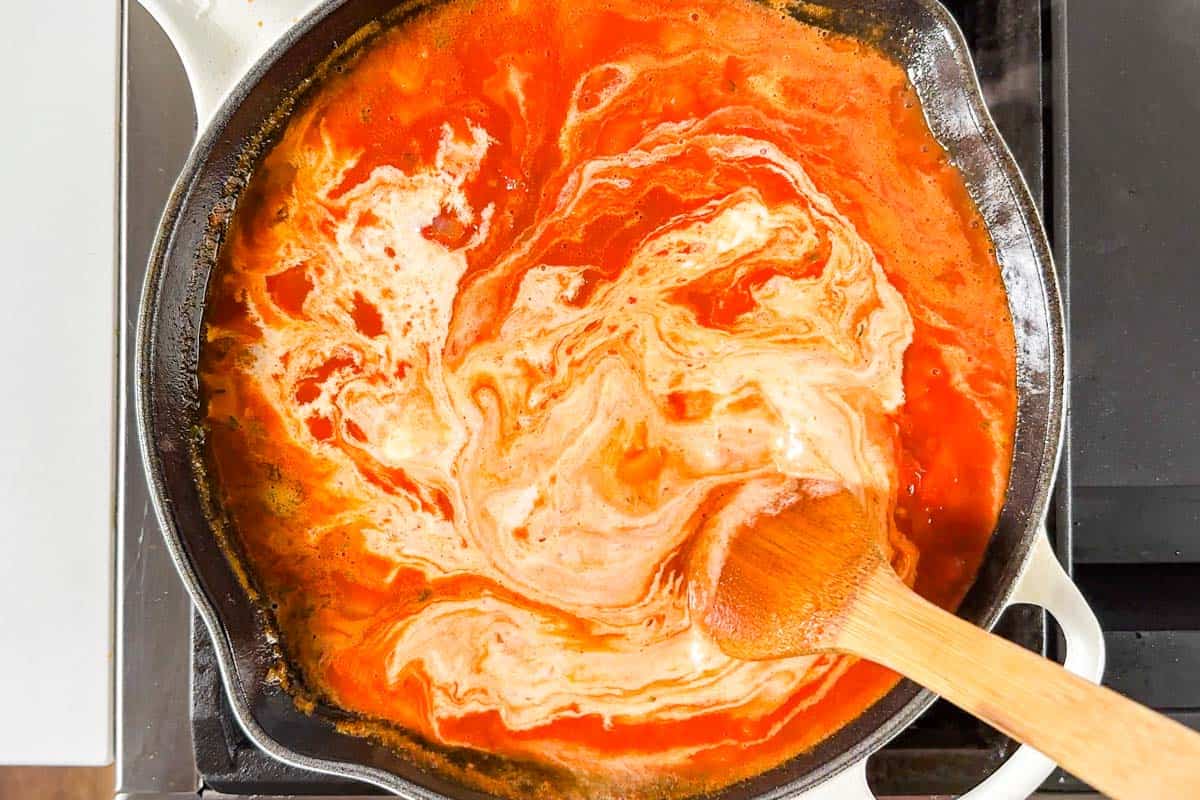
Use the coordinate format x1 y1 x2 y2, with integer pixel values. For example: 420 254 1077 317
840 569 1200 800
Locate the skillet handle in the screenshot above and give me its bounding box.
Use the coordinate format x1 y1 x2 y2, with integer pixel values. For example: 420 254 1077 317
137 0 325 132
800 530 1105 800
954 529 1106 799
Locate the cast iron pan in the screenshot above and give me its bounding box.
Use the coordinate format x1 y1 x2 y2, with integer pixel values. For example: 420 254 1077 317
136 0 1064 796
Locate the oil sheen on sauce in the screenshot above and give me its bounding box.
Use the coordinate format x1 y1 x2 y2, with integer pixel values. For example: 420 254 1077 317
200 0 1017 796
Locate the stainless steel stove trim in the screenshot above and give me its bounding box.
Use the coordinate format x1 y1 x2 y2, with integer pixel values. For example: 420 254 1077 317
116 2 201 798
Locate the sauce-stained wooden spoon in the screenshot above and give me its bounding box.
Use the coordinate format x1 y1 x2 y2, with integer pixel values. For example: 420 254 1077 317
695 487 1200 800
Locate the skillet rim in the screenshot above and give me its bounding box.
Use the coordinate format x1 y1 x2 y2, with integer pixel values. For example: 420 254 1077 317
135 0 1066 796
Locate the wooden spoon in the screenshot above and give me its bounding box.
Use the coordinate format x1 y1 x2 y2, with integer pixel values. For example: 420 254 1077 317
695 487 1200 799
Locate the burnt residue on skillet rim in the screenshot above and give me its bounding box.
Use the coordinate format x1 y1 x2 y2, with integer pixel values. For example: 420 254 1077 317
135 0 1063 797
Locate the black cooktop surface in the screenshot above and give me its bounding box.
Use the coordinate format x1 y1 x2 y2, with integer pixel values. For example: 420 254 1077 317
1062 0 1200 791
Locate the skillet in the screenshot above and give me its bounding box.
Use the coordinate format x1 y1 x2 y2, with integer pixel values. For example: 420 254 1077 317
135 1 1104 797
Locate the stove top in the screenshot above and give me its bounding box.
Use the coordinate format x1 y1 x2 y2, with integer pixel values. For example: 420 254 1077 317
116 1 1200 798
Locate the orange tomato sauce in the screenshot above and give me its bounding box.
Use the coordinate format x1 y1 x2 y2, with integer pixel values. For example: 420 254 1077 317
200 0 1016 796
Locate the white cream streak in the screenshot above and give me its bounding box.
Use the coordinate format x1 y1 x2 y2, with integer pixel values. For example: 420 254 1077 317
227 90 913 769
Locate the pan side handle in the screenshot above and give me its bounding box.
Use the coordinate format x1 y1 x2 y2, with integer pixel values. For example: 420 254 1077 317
801 529 1105 800
953 529 1106 799
137 0 325 132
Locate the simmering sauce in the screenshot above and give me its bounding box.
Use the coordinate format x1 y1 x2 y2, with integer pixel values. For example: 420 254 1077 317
200 0 1016 796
